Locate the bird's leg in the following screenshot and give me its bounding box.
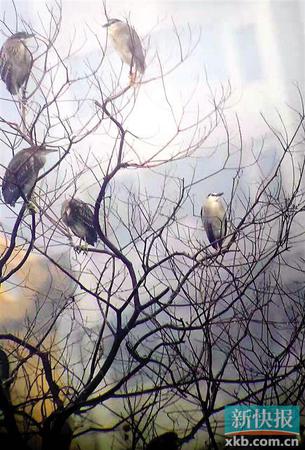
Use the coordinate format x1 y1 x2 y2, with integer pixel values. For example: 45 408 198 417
80 242 89 254
26 200 38 213
68 235 73 245
25 192 38 214
20 87 28 133
128 60 137 85
74 238 82 254
128 71 135 86
74 239 89 255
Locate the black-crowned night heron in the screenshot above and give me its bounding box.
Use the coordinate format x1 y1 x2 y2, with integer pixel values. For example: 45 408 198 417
103 18 145 83
2 145 56 207
201 193 227 250
0 31 34 95
61 198 97 247
146 432 179 450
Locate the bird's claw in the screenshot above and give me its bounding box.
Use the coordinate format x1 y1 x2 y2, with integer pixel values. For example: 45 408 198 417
74 243 88 254
129 72 136 86
26 201 38 213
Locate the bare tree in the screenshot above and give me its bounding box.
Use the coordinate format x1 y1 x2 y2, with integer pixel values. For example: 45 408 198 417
0 2 304 450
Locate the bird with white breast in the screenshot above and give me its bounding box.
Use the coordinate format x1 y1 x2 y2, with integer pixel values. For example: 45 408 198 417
201 193 227 251
103 18 145 84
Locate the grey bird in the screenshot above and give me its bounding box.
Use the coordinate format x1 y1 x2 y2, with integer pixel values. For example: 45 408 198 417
103 18 145 82
61 198 97 246
0 31 34 95
146 432 179 450
2 145 55 206
201 193 227 250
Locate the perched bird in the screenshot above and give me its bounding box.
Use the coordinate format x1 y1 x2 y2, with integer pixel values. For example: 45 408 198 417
146 432 179 450
103 18 145 82
201 193 227 251
61 198 97 247
0 31 34 95
2 145 55 207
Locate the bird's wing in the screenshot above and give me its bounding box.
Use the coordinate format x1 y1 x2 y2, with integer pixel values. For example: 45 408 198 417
72 200 97 244
0 43 8 79
0 46 9 81
0 44 17 94
74 201 95 228
222 214 228 237
3 150 36 193
14 42 33 89
128 27 145 72
0 62 15 94
204 220 218 250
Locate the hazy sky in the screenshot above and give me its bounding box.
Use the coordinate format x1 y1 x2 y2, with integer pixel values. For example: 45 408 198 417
0 0 301 229
0 2 305 449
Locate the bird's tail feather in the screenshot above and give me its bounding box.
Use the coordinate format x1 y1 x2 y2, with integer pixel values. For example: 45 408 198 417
86 228 98 246
1 64 18 94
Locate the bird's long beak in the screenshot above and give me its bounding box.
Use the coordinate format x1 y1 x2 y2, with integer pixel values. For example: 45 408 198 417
25 33 35 39
45 148 58 153
40 146 58 153
102 23 110 28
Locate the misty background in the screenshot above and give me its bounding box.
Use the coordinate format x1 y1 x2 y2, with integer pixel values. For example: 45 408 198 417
0 1 305 449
